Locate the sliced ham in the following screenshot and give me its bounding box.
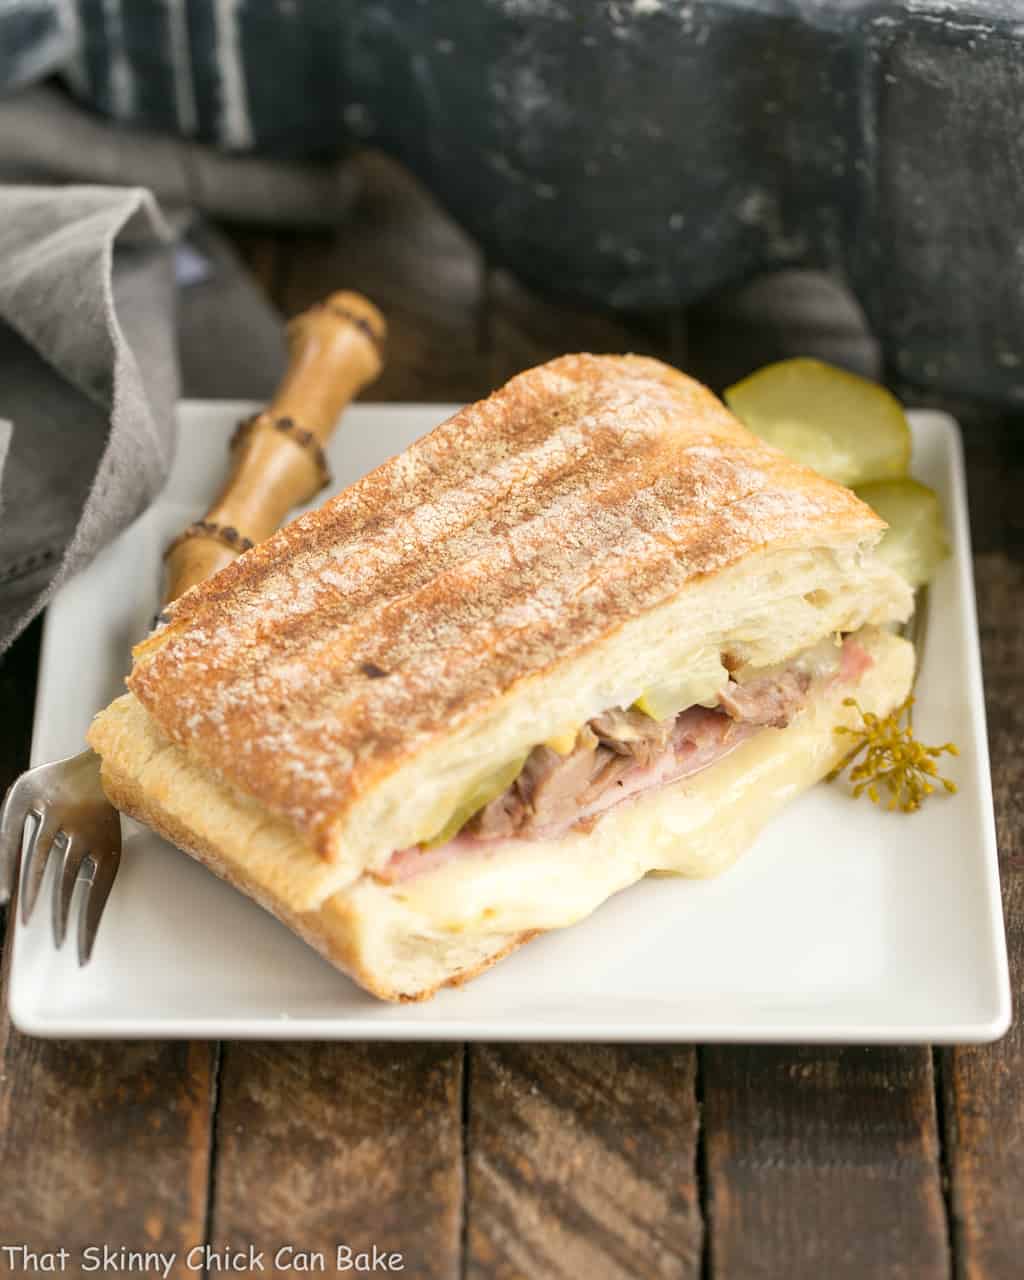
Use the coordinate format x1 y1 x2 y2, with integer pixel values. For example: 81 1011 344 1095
381 839 471 884
840 636 873 682
568 709 755 835
379 710 753 884
378 634 875 885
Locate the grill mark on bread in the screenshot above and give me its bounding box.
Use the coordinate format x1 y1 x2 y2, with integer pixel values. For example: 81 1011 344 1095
160 372 586 630
147 456 767 761
213 421 630 661
156 430 789 691
130 354 884 853
147 404 697 709
163 375 686 651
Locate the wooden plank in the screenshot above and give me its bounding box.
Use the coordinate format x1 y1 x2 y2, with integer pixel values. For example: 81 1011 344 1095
272 153 686 402
208 1042 463 1276
483 267 681 388
0 623 216 1274
438 203 701 1280
278 151 494 404
461 252 701 1280
476 267 942 1280
690 277 960 1280
465 1045 702 1280
0 241 295 1270
222 162 702 1279
0 1025 215 1274
941 545 1024 1280
702 1044 950 1279
221 225 287 299
943 867 1024 1280
210 167 475 1271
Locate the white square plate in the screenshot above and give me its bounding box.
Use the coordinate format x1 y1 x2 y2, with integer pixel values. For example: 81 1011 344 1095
9 402 1011 1041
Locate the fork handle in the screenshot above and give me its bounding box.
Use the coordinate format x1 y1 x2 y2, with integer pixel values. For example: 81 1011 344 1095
162 291 386 604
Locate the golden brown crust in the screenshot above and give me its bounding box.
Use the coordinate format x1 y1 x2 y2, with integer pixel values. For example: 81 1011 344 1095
129 354 885 860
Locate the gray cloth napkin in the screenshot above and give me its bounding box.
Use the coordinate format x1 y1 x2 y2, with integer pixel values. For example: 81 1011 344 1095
0 80 362 656
0 185 287 654
0 84 358 227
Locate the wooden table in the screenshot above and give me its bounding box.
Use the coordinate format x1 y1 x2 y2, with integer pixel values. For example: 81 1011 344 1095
1 155 1021 1279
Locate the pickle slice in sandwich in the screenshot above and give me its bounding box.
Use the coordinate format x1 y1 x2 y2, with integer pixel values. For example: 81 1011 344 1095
634 655 729 723
421 754 529 849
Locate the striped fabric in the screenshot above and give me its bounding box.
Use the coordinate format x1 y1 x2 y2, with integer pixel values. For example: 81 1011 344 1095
3 0 359 155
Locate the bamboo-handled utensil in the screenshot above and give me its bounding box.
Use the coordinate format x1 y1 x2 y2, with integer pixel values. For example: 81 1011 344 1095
1 290 386 964
164 290 385 601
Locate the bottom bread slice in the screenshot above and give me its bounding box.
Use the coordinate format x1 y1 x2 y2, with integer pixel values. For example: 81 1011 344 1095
89 627 914 1001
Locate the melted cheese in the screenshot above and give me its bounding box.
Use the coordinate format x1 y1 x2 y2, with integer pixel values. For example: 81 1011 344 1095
364 628 913 936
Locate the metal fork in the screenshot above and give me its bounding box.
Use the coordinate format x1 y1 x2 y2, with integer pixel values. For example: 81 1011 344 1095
0 749 121 964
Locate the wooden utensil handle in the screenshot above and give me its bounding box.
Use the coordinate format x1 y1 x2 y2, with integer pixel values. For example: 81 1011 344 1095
163 291 385 603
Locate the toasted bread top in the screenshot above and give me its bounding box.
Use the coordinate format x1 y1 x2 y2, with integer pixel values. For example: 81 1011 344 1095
128 355 885 857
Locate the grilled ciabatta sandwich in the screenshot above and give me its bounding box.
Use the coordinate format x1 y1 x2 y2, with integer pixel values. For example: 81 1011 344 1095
88 355 914 1000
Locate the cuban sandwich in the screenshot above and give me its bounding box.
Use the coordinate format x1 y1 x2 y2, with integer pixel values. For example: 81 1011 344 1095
88 354 915 999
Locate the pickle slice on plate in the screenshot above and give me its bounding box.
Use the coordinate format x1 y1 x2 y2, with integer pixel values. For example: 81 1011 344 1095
856 478 950 588
724 358 911 486
422 753 529 849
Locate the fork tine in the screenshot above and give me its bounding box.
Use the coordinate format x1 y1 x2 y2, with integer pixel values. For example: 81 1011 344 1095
78 848 120 965
0 779 32 902
20 809 62 924
52 833 89 947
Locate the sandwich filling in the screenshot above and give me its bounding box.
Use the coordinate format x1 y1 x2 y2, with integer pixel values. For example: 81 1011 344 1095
379 632 873 884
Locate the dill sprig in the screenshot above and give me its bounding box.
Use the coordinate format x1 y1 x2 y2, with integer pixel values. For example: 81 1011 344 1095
829 695 958 812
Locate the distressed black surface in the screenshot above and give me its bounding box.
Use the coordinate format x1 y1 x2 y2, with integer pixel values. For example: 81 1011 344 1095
4 1 1023 403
